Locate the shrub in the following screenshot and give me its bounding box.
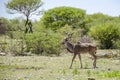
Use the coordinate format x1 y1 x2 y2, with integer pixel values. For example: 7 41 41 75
88 24 120 49
79 36 93 43
7 39 25 55
57 24 84 43
25 29 63 56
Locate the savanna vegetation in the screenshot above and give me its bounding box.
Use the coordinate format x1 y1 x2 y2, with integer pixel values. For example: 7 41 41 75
0 0 120 80
1 7 120 55
0 50 120 80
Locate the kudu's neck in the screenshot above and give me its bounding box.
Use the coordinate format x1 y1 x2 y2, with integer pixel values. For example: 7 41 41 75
66 41 74 53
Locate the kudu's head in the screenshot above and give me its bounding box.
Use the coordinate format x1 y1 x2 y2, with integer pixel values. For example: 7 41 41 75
62 32 73 45
62 32 74 53
62 37 69 45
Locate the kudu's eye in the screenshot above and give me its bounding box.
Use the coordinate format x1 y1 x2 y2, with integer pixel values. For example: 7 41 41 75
65 38 69 41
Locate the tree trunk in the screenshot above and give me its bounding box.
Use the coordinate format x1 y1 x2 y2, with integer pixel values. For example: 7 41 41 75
25 17 29 33
28 22 33 33
25 16 33 33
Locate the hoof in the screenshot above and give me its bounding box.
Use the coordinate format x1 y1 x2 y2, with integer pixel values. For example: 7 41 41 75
93 66 98 69
88 77 95 80
69 67 72 69
80 67 83 69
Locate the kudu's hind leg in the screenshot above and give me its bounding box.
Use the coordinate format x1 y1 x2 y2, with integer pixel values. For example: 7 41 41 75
90 52 97 68
93 55 97 68
69 54 76 69
78 54 83 68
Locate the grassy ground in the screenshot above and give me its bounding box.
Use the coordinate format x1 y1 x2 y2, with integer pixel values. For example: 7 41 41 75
0 50 120 80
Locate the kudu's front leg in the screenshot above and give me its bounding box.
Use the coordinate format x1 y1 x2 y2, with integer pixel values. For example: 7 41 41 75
78 54 83 68
69 54 76 69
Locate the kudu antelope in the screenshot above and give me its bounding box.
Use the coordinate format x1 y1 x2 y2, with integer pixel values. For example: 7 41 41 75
62 33 97 69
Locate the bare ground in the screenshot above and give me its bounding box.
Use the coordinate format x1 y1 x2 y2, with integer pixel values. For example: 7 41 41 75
0 50 120 80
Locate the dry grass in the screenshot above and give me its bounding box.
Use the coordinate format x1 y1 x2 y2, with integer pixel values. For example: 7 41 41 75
0 50 120 80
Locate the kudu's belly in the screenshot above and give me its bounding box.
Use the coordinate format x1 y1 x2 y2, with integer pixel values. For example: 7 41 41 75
74 45 90 54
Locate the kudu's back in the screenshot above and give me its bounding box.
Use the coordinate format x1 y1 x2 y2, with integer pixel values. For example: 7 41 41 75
74 43 97 54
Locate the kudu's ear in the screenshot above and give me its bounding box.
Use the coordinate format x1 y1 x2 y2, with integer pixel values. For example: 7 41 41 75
64 32 69 36
64 32 73 36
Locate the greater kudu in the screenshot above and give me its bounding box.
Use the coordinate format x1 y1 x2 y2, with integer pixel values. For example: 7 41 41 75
62 33 97 69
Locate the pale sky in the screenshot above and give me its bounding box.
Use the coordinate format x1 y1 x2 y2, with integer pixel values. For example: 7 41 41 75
0 0 120 20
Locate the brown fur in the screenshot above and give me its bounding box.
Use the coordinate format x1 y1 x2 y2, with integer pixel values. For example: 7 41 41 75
62 38 97 69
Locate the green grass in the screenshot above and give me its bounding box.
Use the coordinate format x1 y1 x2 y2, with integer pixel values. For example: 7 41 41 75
0 51 120 80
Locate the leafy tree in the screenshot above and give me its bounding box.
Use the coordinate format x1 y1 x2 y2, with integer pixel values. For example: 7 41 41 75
89 24 120 49
41 6 86 30
6 0 43 33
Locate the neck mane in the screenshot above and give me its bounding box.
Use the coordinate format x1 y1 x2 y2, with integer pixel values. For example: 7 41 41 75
66 41 74 53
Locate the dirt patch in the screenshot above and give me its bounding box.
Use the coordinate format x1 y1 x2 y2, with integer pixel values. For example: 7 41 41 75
15 66 44 70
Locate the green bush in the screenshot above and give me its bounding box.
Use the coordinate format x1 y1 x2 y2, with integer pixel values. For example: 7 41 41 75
41 6 86 30
57 24 84 43
7 39 25 55
88 24 120 49
25 28 63 56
